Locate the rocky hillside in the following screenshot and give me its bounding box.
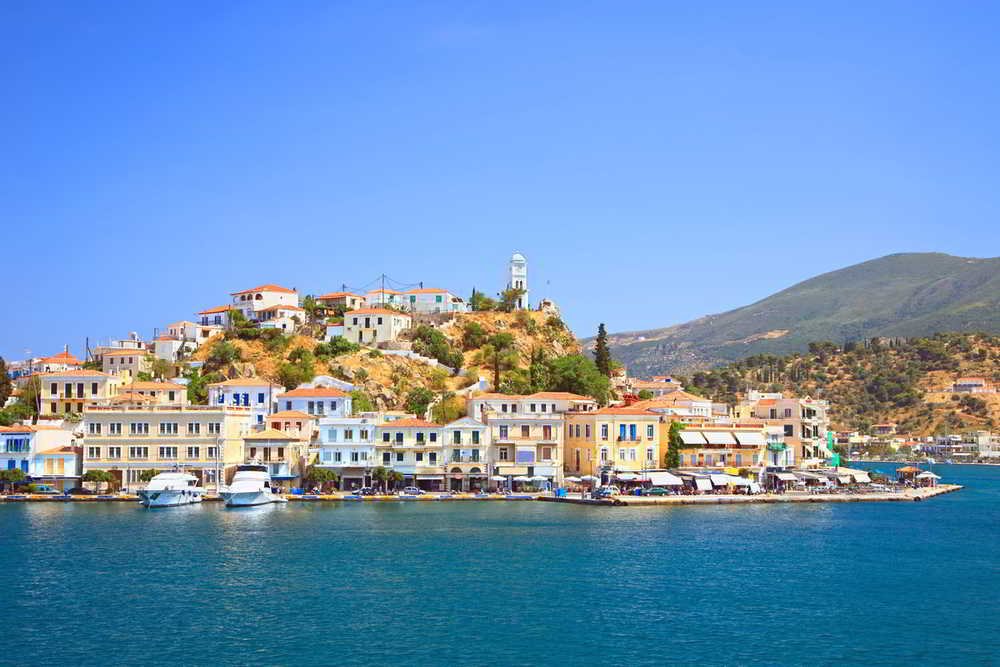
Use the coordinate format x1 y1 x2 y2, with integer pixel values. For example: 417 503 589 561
680 332 1000 435
584 253 1000 375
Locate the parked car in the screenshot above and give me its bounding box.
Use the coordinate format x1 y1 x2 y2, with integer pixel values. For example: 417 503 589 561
357 487 378 496
594 485 621 499
63 487 94 496
30 484 60 494
401 486 425 495
643 487 670 496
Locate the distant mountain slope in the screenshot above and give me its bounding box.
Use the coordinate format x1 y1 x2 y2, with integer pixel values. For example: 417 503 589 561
586 253 1000 375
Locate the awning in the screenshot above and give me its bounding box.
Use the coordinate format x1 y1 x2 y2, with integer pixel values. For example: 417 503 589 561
727 476 750 486
916 471 940 479
837 475 853 484
795 471 823 480
648 472 683 486
852 472 872 483
416 475 444 480
734 432 765 446
616 472 639 481
694 478 713 491
704 432 736 446
709 474 732 487
774 472 798 481
680 431 707 445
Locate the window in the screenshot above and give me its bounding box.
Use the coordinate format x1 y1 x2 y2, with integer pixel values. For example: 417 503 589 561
498 447 509 461
499 425 508 440
159 423 178 436
629 448 637 461
88 423 102 435
429 432 437 443
208 423 221 435
530 403 536 412
600 448 608 462
187 447 200 458
207 447 218 458
188 423 201 435
159 446 178 459
308 401 315 414
543 425 552 440
383 452 391 464
511 404 517 413
344 429 354 441
601 424 609 440
541 403 547 412
647 425 654 439
277 447 284 459
129 446 148 459
50 382 57 396
109 423 122 436
130 423 149 435
453 431 461 445
784 424 794 437
417 432 425 443
619 448 627 461
360 429 369 440
350 451 359 462
377 317 383 325
416 452 423 462
429 452 437 464
168 391 176 401
395 432 403 444
91 382 98 396
65 383 72 398
472 431 479 445
784 408 792 418
87 446 100 459
646 448 654 462
501 403 508 413
285 401 292 411
382 432 390 442
521 425 530 438
395 452 404 462
108 446 121 459
542 447 551 460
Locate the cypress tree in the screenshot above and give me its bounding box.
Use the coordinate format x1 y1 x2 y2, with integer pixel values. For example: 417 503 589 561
594 323 612 377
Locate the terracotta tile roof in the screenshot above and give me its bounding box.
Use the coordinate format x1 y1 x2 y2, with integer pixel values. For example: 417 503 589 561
208 378 282 387
527 392 595 401
473 393 518 400
317 291 363 299
268 410 314 420
198 305 235 315
36 445 79 456
756 399 778 407
102 349 149 356
281 387 349 398
120 381 185 391
348 308 412 317
404 288 448 294
243 428 303 441
367 289 402 295
378 418 438 428
166 321 196 328
39 351 82 365
154 336 178 342
0 424 34 433
230 284 297 295
955 377 987 383
106 392 157 403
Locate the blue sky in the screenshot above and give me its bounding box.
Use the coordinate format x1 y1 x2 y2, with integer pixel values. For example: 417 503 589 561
3 1 999 360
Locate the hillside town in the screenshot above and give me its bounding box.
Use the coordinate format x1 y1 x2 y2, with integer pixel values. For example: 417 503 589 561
0 253 984 500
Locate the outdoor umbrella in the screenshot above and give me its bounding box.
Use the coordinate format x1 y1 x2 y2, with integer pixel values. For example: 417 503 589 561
564 476 583 483
915 471 940 479
616 472 638 481
490 475 506 482
580 475 600 482
530 475 548 482
512 475 531 482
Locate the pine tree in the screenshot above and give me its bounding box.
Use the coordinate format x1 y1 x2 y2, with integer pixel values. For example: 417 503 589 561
593 323 612 377
0 357 11 406
665 421 683 468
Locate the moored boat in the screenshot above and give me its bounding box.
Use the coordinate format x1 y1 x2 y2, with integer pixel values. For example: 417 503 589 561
138 472 204 508
220 464 287 507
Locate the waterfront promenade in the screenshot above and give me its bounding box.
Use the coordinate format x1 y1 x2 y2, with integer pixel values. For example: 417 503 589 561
1 484 962 505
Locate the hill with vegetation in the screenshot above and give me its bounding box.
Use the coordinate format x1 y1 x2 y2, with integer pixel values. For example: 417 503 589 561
677 332 1000 435
586 253 1000 375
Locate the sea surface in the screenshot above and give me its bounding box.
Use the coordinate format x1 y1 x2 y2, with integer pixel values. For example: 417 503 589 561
2 463 998 667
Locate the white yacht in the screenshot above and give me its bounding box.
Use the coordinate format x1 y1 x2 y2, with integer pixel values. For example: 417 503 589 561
220 464 287 507
138 472 204 508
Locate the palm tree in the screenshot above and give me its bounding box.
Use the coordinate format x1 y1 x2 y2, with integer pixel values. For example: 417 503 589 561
387 470 404 491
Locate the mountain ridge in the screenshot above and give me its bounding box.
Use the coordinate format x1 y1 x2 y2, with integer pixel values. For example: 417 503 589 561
585 253 1000 375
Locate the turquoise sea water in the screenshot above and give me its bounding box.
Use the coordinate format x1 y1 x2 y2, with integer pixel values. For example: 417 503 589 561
2 463 998 666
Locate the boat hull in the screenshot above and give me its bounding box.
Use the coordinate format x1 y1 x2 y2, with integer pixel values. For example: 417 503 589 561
138 490 203 508
222 490 283 507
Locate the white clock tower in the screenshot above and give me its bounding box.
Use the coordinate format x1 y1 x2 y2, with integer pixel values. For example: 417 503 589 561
507 252 529 310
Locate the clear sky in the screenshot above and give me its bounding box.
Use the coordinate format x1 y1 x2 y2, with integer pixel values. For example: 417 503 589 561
3 1 999 360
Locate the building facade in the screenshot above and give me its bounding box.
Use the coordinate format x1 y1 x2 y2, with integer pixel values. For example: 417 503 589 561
38 370 122 416
343 308 412 345
208 378 285 425
564 408 662 481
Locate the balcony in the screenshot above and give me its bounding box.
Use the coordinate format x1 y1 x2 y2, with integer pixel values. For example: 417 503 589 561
767 442 787 451
448 456 482 464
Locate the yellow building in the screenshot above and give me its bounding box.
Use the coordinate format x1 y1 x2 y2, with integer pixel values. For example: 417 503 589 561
564 407 662 479
674 424 770 469
39 370 122 417
82 404 252 491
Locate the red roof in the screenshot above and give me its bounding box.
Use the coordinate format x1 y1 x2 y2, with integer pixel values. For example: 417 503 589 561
269 410 314 420
198 305 234 315
281 387 349 398
317 291 363 299
230 284 297 296
590 407 659 416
